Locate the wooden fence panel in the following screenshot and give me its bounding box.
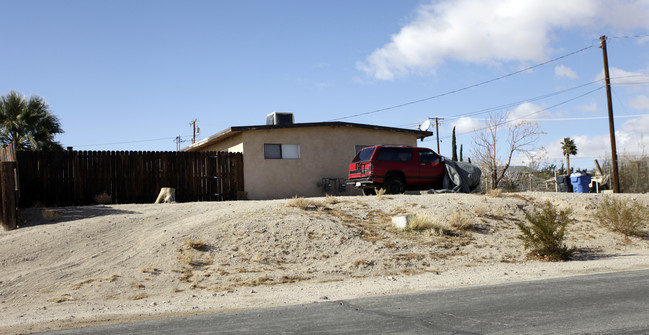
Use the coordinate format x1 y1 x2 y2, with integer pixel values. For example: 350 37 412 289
16 150 243 207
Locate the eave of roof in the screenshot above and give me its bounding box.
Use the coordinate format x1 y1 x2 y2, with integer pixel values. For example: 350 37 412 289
184 121 433 151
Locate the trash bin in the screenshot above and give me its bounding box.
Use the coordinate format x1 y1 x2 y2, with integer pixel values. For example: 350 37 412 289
557 175 573 193
570 172 591 193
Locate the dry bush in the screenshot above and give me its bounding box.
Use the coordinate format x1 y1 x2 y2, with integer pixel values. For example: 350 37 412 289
177 240 213 267
141 264 160 273
375 188 386 199
448 210 473 231
41 209 61 222
516 201 574 261
287 196 327 211
596 196 649 237
50 294 78 303
94 191 112 204
486 189 503 198
128 293 148 300
407 215 446 236
185 239 210 251
324 195 340 205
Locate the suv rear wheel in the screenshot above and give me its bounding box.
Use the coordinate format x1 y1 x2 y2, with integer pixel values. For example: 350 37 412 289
383 177 405 194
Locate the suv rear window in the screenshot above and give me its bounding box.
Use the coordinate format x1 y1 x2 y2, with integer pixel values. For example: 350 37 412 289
352 147 376 162
376 147 413 162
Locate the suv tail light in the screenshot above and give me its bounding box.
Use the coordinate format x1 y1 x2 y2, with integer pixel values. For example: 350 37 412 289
360 161 373 177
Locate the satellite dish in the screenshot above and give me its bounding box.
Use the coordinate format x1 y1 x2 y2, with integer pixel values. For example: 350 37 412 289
418 119 431 131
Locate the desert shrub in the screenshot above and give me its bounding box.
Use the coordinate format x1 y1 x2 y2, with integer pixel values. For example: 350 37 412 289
287 196 327 211
448 210 473 231
486 188 503 198
596 196 649 237
94 191 112 204
516 201 574 261
407 215 446 236
375 188 386 199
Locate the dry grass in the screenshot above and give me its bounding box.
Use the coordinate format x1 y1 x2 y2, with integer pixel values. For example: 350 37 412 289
71 274 120 290
94 191 112 205
287 196 329 211
177 240 214 268
141 264 161 274
185 239 210 251
486 189 503 198
128 293 148 300
130 283 146 290
375 188 386 199
407 215 446 236
49 294 78 303
448 210 474 231
596 196 649 237
41 209 61 222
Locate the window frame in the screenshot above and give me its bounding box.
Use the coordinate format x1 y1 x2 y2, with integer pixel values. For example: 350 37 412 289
264 143 300 159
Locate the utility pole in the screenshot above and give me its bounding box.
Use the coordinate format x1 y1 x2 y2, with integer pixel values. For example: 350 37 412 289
434 117 443 153
174 136 186 151
600 35 621 193
189 119 199 144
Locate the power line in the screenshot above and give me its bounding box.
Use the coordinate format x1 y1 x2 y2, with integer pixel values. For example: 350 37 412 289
436 85 606 140
329 44 595 121
399 75 646 131
442 79 605 120
72 136 192 148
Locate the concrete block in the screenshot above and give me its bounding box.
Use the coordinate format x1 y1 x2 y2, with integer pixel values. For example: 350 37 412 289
392 215 413 229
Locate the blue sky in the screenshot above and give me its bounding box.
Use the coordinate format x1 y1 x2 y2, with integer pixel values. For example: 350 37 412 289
2 0 649 170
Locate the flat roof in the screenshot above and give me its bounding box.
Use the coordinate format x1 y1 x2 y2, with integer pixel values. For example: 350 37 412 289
184 121 433 151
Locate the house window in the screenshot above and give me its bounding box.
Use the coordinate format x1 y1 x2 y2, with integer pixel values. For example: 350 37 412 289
264 144 300 159
354 145 372 155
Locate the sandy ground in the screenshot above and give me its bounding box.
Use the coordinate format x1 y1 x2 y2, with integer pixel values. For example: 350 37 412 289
1 192 648 334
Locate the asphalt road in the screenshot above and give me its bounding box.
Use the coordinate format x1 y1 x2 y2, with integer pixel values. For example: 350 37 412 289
43 269 649 334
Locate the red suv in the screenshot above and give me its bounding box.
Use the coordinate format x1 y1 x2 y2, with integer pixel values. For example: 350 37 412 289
348 145 445 195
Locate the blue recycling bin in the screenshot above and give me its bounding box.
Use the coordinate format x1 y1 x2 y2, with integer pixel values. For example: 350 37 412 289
570 172 591 193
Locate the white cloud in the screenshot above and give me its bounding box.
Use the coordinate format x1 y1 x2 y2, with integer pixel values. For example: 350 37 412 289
358 0 649 80
545 114 649 164
453 116 482 134
555 65 578 79
622 114 649 133
577 102 597 112
507 102 551 122
629 95 649 110
594 67 649 86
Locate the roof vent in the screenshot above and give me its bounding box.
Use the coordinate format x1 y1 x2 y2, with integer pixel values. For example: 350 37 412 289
266 112 294 126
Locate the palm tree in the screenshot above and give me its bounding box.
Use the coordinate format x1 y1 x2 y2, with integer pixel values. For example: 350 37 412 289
560 137 577 174
0 91 63 151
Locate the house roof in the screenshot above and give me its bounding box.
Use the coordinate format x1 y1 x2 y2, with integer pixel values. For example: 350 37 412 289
184 121 433 151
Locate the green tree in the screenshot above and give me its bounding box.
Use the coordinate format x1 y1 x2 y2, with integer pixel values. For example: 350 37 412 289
451 126 458 161
459 144 463 162
560 137 577 174
0 91 63 150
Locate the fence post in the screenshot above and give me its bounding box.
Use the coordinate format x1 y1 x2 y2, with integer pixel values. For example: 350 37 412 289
1 161 17 231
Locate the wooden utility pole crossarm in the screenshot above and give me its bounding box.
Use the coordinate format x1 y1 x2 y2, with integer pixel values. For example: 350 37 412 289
600 35 621 193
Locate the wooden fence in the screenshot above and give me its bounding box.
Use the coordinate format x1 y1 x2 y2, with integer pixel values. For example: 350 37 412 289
17 150 244 207
0 143 17 230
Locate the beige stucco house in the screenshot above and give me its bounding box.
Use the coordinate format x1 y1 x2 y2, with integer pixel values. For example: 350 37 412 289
184 119 432 199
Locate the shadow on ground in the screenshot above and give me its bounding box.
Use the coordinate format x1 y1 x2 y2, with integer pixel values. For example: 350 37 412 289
571 248 621 261
18 205 140 228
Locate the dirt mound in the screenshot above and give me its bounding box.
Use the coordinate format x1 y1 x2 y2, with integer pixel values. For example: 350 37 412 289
1 192 648 334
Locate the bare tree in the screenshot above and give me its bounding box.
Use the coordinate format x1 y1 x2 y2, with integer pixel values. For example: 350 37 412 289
472 111 544 189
